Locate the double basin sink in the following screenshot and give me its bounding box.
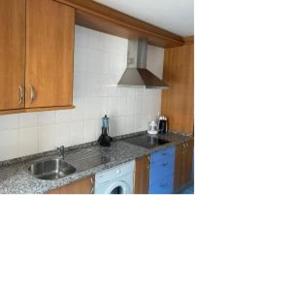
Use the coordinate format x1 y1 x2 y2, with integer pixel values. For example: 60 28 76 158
28 158 76 180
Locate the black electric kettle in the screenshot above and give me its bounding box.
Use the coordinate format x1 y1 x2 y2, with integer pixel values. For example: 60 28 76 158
158 116 168 134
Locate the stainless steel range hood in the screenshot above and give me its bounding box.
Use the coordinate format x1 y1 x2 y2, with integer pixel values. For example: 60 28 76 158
118 39 168 89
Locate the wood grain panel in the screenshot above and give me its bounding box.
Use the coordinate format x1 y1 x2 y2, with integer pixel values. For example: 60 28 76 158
55 0 184 48
183 140 194 186
0 0 25 111
134 156 150 194
174 140 194 193
174 143 184 193
48 176 94 194
161 41 194 134
25 0 75 109
184 36 194 45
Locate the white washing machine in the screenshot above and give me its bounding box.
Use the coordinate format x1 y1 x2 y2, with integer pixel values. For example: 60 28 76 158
95 160 135 194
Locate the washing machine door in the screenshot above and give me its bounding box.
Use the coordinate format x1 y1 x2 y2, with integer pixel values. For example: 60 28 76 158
104 181 131 194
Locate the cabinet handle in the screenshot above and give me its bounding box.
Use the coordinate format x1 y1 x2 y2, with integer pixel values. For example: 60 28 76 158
162 163 168 167
30 85 36 103
146 156 150 169
90 177 95 194
18 85 24 105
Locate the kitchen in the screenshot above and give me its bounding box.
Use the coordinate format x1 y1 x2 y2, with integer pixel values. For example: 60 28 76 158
0 0 194 194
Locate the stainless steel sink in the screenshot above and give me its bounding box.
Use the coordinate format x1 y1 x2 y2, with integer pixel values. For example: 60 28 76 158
28 158 76 180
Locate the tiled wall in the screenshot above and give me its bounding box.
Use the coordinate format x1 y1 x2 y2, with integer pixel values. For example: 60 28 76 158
0 26 164 161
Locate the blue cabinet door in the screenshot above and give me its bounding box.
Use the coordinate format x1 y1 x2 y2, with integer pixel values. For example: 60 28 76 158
149 146 176 194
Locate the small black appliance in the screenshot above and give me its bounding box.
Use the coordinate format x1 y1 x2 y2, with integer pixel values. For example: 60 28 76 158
98 115 112 147
158 116 168 134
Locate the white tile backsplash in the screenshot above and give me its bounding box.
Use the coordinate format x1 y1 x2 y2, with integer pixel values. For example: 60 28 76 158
37 111 56 126
0 25 164 161
83 119 98 143
38 125 57 152
19 113 38 128
56 110 72 124
0 129 19 161
19 127 38 157
55 123 71 147
70 121 84 146
0 115 19 130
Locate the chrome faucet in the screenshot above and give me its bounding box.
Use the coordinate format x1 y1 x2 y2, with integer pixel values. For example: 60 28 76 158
57 145 65 160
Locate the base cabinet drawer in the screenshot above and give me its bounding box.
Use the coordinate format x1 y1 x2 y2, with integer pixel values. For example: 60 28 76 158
150 147 175 164
149 175 174 194
149 159 174 183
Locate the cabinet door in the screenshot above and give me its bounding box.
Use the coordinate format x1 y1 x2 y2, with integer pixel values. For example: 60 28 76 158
149 147 176 194
174 141 194 192
182 140 194 186
48 176 95 194
161 42 194 134
25 0 75 109
174 143 184 192
0 0 25 111
135 156 150 194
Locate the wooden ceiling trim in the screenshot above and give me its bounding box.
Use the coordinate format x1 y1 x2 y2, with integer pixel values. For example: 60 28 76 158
55 0 185 48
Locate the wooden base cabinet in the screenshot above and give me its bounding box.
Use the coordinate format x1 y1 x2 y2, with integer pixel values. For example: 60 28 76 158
0 0 75 114
134 156 150 194
174 140 194 193
48 176 95 194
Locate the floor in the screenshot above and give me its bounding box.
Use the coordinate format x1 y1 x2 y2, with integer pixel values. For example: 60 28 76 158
180 185 194 194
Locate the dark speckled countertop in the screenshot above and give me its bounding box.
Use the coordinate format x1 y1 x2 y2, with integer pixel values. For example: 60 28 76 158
0 132 193 194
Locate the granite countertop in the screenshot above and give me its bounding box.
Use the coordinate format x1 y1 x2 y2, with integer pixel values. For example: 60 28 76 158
0 132 193 194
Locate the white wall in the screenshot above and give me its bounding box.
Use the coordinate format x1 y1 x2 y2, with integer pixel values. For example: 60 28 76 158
0 26 164 161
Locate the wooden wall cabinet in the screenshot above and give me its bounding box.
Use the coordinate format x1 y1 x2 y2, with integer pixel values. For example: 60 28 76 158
161 39 194 134
134 156 150 194
48 176 95 194
174 140 194 193
0 0 75 115
0 0 26 111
